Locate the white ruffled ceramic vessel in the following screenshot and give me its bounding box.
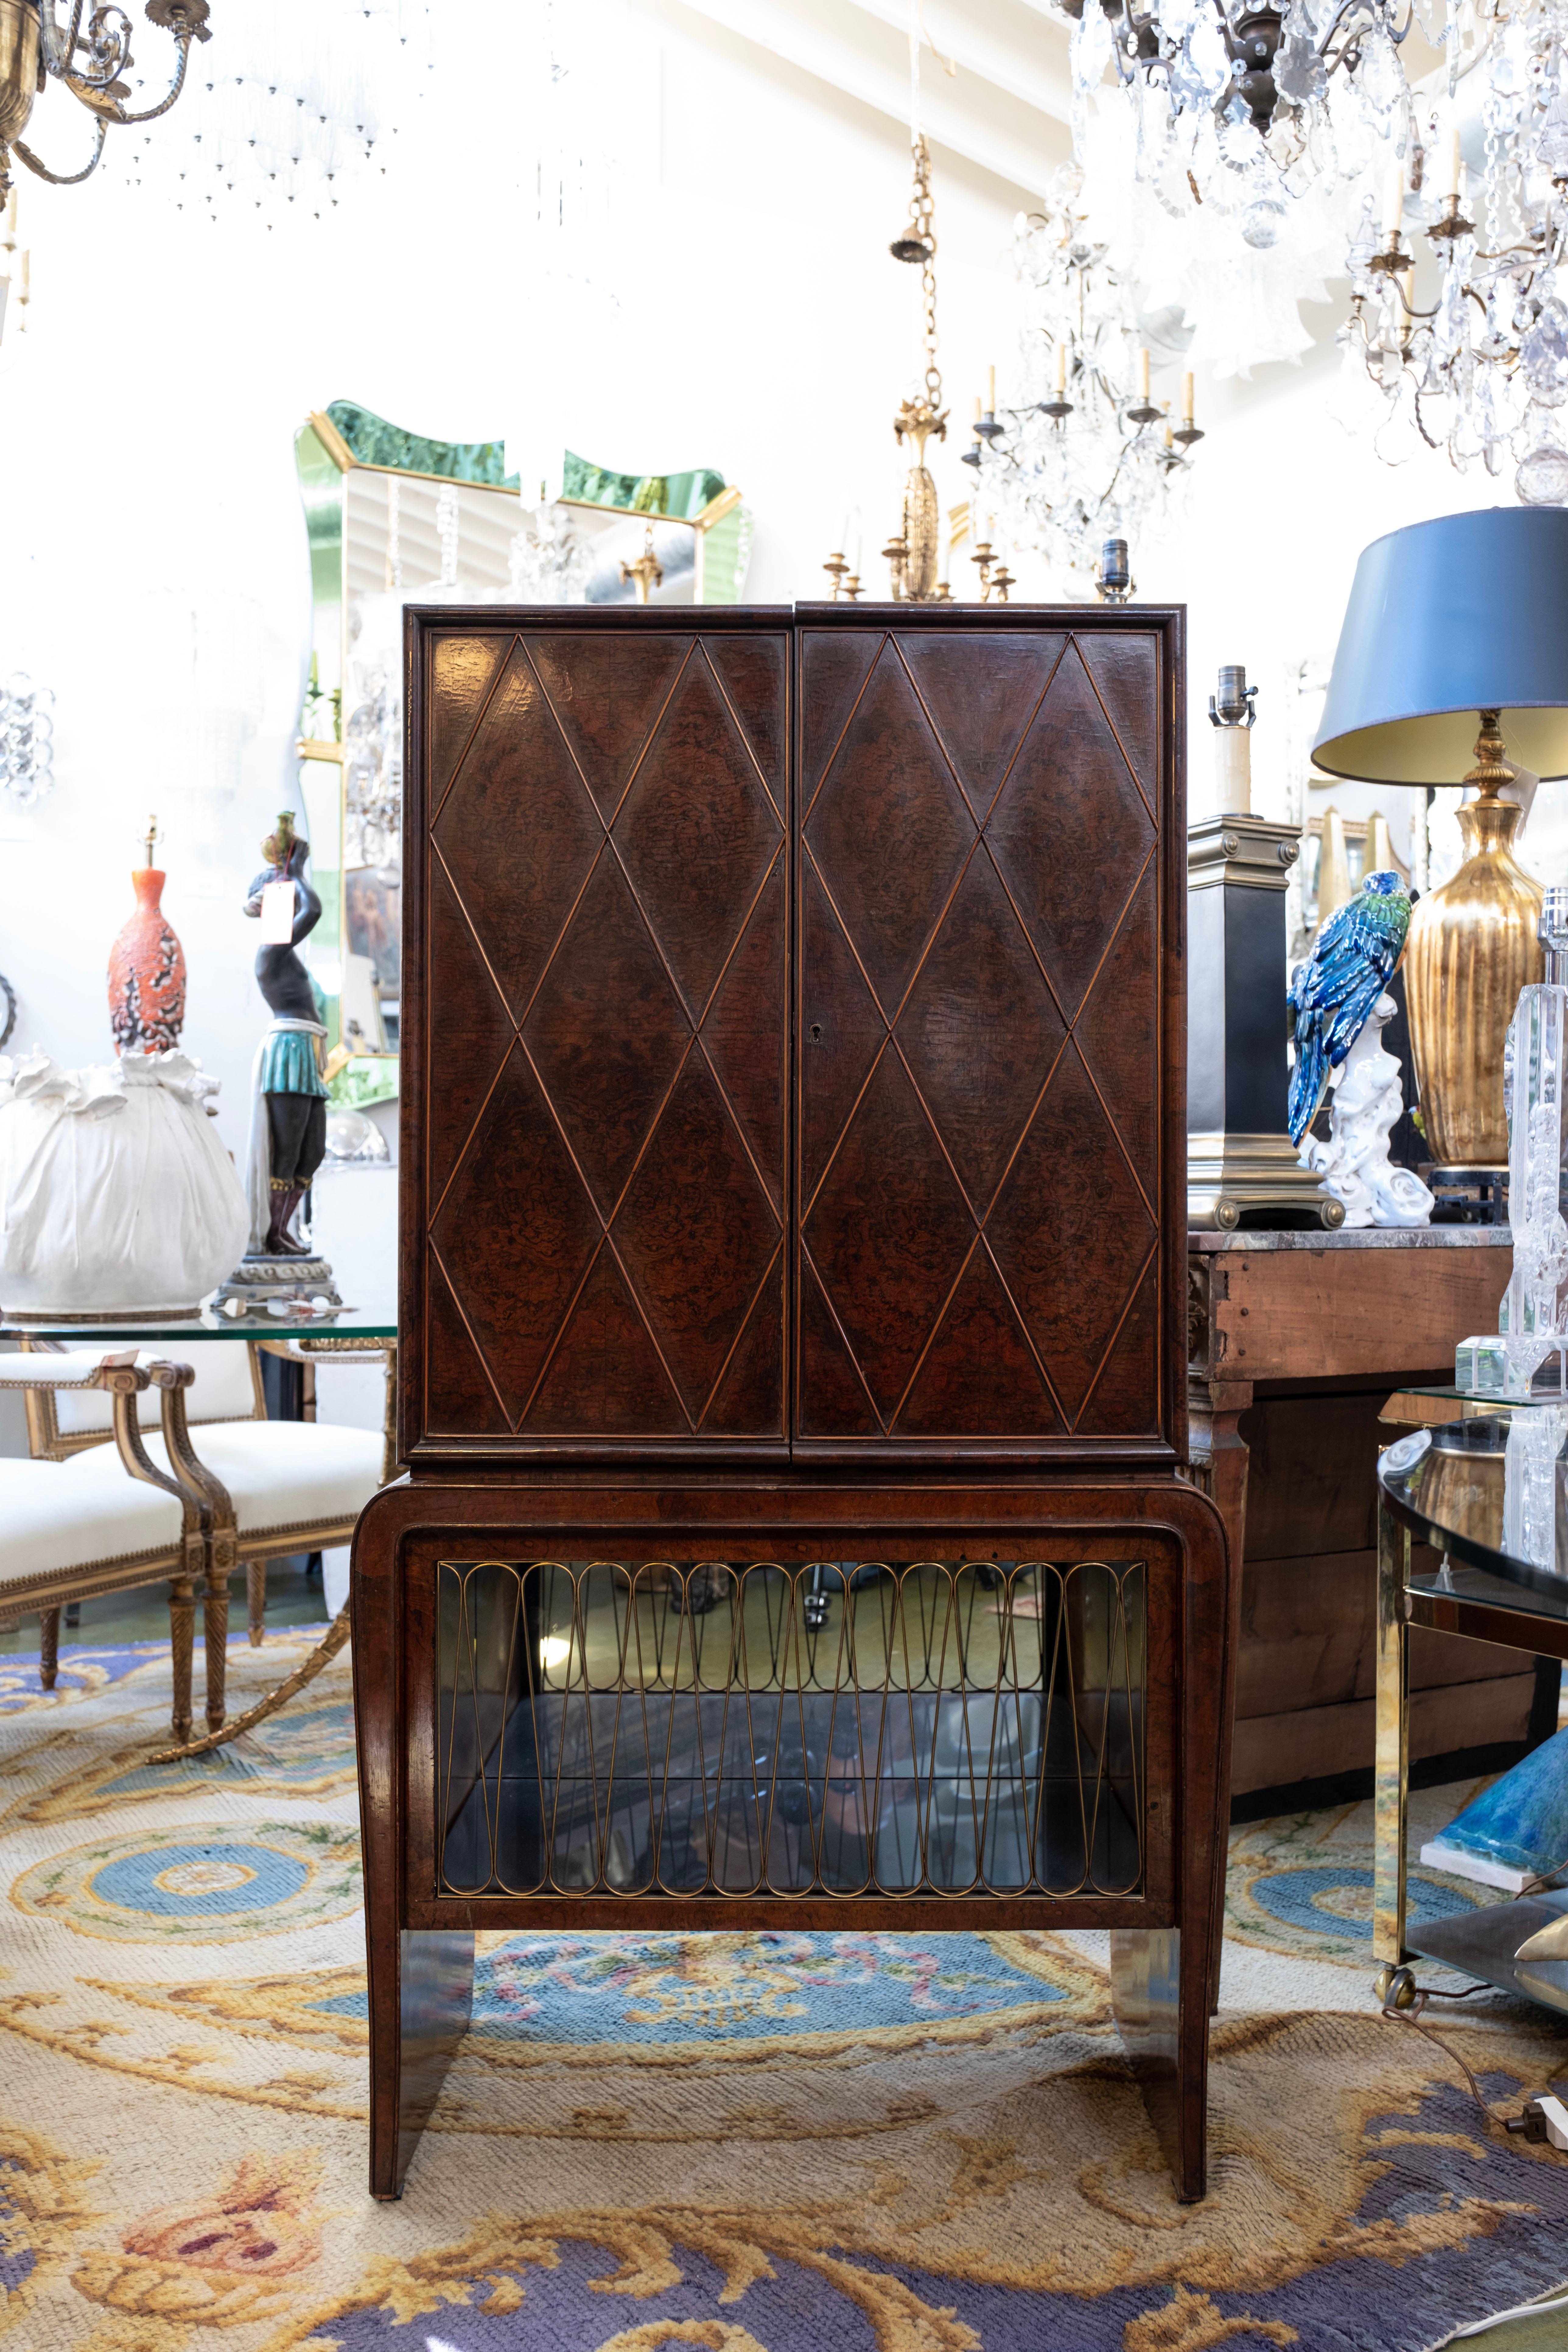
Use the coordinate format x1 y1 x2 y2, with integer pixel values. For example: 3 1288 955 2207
0 1048 250 1315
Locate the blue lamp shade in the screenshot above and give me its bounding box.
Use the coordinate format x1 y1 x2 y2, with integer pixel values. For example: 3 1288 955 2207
1313 506 1568 785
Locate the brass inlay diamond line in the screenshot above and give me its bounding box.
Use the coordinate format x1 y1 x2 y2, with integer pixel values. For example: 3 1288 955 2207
1069 633 1159 828
426 1241 514 1431
428 633 522 828
800 632 890 825
890 628 1066 824
1067 1235 1159 1436
694 637 790 820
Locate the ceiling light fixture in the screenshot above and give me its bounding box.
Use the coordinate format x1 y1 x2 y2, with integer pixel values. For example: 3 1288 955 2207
0 0 211 206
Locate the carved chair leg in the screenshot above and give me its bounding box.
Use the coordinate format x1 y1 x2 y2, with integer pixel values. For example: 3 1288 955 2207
168 1572 197 1743
38 1606 60 1691
203 1563 232 1733
247 1560 267 1646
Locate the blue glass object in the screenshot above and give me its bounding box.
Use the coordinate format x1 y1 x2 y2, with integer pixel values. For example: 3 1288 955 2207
1424 1725 1568 1885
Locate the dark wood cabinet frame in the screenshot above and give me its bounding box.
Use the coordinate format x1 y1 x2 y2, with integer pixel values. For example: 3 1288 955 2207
355 603 1229 2206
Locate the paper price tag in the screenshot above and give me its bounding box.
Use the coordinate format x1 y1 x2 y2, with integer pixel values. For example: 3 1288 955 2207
258 880 295 944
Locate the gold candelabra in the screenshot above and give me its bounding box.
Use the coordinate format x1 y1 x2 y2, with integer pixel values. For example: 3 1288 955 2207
823 133 1015 606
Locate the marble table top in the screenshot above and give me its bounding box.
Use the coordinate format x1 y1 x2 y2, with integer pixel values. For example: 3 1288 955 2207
1189 1225 1512 1253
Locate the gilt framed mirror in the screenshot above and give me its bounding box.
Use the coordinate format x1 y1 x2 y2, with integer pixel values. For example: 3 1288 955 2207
292 398 751 1107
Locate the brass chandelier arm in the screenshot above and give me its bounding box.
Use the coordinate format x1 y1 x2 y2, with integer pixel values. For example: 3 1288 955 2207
45 2 129 91
12 118 105 185
4 0 209 202
36 1 88 72
75 29 198 127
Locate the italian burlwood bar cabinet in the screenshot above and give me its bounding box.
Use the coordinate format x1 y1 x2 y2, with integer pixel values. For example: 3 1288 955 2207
353 601 1228 2202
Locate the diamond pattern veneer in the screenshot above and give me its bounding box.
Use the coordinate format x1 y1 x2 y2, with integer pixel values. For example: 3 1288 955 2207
402 607 1183 1467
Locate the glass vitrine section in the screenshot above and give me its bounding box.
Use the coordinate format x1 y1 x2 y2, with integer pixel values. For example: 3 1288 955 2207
436 1558 1146 1900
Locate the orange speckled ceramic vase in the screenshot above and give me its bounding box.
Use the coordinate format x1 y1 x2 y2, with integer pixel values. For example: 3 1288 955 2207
108 866 187 1053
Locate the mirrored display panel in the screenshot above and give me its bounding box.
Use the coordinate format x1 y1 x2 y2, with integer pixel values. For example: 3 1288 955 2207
436 1556 1146 1902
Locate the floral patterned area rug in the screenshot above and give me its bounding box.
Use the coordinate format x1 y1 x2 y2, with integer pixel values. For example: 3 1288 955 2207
2 1635 1567 2352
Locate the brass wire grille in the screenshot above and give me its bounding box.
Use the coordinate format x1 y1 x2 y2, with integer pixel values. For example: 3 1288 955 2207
437 1558 1146 1900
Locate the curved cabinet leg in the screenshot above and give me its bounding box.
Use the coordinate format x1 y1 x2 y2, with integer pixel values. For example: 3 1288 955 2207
1109 1916 1210 2202
356 1486 472 2197
1111 1501 1228 2202
386 1928 474 2197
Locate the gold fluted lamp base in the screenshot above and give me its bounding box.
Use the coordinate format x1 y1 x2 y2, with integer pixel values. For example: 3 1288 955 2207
1405 711 1543 1170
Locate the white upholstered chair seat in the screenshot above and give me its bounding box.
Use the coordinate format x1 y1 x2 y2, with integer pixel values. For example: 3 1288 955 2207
115 1420 385 1538
0 1455 184 1588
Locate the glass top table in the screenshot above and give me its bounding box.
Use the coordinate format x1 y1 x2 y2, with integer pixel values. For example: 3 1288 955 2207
1376 1401 1568 2013
1379 1405 1568 1625
0 1293 396 1344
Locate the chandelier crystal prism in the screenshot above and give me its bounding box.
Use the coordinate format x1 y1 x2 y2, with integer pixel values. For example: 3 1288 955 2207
1337 8 1568 502
0 0 211 205
1057 0 1419 228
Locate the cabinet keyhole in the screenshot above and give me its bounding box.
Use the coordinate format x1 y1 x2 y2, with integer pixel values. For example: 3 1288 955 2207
810 1023 822 1042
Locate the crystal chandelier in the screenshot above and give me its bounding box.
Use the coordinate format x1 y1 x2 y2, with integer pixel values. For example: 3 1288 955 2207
962 173 1204 596
1338 27 1568 501
509 506 595 601
1057 0 1411 235
0 0 211 206
343 663 397 873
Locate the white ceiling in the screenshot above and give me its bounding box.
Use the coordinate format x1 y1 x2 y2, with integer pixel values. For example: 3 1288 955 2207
665 0 1075 200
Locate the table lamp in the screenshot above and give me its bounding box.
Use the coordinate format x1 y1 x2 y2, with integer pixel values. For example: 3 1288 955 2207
1313 507 1568 1195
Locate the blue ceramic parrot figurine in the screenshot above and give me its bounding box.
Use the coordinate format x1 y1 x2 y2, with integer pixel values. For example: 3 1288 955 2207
1287 869 1411 1146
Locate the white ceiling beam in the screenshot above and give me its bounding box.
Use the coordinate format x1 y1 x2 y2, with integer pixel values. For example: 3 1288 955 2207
663 0 1072 198
847 0 1073 128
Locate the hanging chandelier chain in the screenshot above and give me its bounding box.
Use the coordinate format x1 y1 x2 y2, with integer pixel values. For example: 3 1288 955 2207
910 135 944 409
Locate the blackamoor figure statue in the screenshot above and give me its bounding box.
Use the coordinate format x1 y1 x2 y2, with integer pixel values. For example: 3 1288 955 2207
227 812 340 1301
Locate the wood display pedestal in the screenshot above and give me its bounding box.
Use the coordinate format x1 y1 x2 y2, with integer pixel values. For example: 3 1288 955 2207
1188 1229 1554 1815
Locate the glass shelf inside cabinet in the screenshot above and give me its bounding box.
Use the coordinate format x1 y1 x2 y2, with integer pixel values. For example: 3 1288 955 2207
436 1557 1147 1903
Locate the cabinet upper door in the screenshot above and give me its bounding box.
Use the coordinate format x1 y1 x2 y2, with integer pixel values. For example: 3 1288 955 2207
404 610 792 1464
795 607 1185 1465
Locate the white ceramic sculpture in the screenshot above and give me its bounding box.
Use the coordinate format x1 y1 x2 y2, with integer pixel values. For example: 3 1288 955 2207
1297 993 1435 1229
0 1047 250 1315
